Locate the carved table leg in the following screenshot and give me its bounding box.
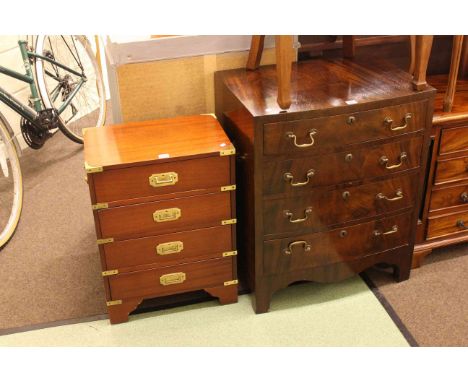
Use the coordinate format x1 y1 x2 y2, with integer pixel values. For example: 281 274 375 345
107 298 142 325
412 35 434 91
275 35 293 110
443 35 464 112
205 285 238 305
412 247 433 269
246 35 265 70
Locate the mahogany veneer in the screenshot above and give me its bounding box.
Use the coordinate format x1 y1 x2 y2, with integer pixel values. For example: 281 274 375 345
215 58 435 313
84 115 238 324
413 75 468 267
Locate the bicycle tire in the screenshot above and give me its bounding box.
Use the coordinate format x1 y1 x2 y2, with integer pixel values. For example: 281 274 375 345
0 113 23 250
35 35 106 144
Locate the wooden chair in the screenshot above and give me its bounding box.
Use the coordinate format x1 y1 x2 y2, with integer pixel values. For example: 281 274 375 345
247 35 434 110
409 36 464 112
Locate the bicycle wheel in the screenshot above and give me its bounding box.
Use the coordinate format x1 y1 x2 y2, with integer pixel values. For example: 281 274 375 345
0 114 23 249
35 35 106 144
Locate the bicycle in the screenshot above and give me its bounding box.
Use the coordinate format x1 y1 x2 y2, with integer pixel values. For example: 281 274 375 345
0 35 106 248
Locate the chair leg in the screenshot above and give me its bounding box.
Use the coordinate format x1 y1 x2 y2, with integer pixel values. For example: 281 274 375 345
342 35 356 58
412 35 434 91
275 35 293 110
409 35 416 74
443 35 464 112
246 35 265 70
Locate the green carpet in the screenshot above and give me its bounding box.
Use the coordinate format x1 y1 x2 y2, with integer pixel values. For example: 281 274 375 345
0 277 409 346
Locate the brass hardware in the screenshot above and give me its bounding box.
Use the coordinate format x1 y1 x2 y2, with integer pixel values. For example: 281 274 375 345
97 238 114 245
92 202 108 210
222 218 237 225
84 162 103 173
283 169 315 187
384 113 412 131
102 269 118 277
347 116 356 125
461 192 468 203
160 272 186 286
283 240 311 255
284 207 313 223
379 152 407 169
149 172 178 188
156 241 184 256
457 220 468 230
222 250 238 257
106 300 122 306
376 189 404 201
345 153 353 162
153 208 181 223
373 225 398 236
342 191 351 200
221 185 236 192
224 279 238 286
285 129 317 148
339 230 348 238
220 147 236 156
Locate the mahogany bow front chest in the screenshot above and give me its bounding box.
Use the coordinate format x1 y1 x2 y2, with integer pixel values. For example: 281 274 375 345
84 115 238 324
215 58 435 313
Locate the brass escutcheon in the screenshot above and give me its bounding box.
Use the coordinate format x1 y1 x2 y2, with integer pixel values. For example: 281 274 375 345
153 208 181 223
149 172 178 188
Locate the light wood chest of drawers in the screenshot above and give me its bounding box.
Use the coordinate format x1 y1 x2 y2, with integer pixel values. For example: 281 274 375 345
215 58 435 313
84 115 238 324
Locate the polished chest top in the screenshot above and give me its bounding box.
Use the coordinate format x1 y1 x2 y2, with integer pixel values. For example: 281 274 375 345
84 115 238 324
215 58 435 313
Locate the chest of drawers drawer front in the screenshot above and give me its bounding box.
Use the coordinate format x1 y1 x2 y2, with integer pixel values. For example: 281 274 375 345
427 210 468 240
108 257 234 300
263 136 423 195
429 184 468 212
263 212 412 275
439 126 468 156
434 156 468 185
97 192 232 241
263 174 416 236
102 225 233 270
263 101 426 156
91 156 230 203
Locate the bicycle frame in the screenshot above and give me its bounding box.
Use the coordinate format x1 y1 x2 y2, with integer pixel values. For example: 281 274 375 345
0 39 86 125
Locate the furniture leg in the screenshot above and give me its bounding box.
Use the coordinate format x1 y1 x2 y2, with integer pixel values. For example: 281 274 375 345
342 35 356 58
409 35 416 74
412 248 433 268
275 35 293 110
412 35 434 91
254 282 273 314
246 35 265 70
443 35 464 112
205 285 238 305
107 299 142 325
393 255 411 282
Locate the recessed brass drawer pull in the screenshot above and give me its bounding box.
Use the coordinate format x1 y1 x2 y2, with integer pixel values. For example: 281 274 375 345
284 207 313 223
149 172 178 188
376 189 403 201
373 225 398 236
460 192 468 203
283 240 311 255
160 272 186 286
153 207 181 223
379 152 407 169
456 220 468 230
384 113 412 131
283 169 315 186
285 129 317 148
156 241 184 255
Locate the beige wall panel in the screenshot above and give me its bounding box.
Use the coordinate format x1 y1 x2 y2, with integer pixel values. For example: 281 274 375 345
0 36 22 53
0 47 29 94
116 47 278 123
